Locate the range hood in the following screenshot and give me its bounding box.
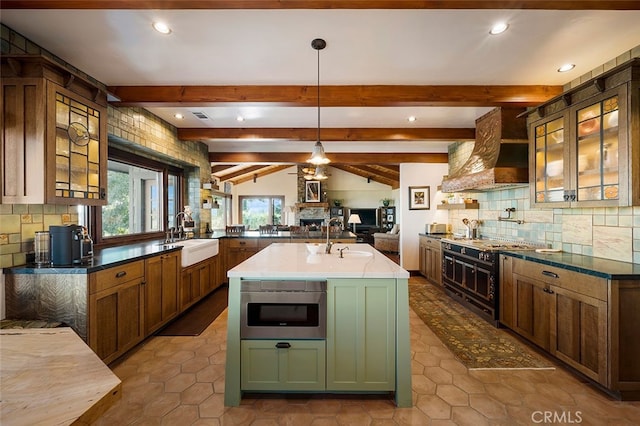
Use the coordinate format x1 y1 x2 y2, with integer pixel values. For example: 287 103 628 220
441 107 530 193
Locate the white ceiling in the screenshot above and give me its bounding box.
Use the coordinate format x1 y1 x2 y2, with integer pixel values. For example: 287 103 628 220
2 8 640 154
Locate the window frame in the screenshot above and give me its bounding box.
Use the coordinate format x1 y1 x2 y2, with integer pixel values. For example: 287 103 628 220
238 195 285 230
91 147 184 247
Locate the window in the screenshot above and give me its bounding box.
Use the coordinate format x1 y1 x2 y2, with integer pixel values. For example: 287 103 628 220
93 147 183 245
238 196 284 230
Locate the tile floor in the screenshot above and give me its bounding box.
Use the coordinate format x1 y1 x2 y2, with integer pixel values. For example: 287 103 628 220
95 277 640 425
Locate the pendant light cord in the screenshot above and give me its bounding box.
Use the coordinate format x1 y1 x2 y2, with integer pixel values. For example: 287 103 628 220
317 44 321 144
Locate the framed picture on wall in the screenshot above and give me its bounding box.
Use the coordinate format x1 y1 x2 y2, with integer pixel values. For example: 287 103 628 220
305 181 321 202
408 186 430 210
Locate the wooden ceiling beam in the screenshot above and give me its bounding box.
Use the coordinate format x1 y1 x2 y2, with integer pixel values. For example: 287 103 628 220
350 165 401 181
332 165 399 189
214 164 265 180
180 127 474 142
208 152 447 164
4 1 637 10
231 165 293 185
109 85 561 108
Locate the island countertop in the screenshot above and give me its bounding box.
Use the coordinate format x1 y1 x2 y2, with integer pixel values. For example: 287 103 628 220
227 243 409 279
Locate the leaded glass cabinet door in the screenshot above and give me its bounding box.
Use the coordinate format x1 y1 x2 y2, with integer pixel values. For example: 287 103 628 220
574 93 622 205
531 113 570 207
47 82 107 205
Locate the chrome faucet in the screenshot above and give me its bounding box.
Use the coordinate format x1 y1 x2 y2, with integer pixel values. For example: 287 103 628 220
175 211 191 240
325 217 343 254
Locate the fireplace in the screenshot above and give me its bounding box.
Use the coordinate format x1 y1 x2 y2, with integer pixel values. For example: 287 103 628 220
300 218 325 229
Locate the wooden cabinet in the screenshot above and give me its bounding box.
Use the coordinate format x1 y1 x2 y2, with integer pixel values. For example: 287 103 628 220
419 235 442 285
528 58 639 207
1 55 107 205
500 255 609 387
226 238 258 270
88 261 145 364
145 251 180 335
241 340 326 391
327 278 395 391
379 206 396 231
180 258 209 311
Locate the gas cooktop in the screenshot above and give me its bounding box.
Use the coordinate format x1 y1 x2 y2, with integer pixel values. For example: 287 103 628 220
441 237 544 251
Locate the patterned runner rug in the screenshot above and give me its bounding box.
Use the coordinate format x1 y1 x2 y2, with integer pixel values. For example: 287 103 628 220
409 277 555 370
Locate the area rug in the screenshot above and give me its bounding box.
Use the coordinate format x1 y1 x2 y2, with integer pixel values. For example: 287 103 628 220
157 285 228 336
409 277 555 370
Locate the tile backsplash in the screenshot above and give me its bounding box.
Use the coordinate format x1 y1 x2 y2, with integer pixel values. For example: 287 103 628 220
447 143 640 264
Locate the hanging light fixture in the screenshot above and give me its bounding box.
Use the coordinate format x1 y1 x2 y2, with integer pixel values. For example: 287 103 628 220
313 165 329 180
307 38 330 166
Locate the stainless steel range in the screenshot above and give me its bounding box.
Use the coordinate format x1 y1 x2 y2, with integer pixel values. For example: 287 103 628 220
440 238 541 326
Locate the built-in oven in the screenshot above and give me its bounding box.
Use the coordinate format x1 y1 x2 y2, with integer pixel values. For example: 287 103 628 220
240 279 327 339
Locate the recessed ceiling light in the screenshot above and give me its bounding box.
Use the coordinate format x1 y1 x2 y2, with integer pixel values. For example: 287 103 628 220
407 116 417 122
152 21 172 35
236 116 245 122
174 113 184 119
489 22 509 35
558 63 576 73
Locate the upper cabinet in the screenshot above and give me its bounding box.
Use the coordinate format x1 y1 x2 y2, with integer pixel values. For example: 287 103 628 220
528 59 639 208
1 55 107 205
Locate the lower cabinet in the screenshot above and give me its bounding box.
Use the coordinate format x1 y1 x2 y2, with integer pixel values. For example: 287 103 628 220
419 235 442 285
500 255 610 388
145 251 180 335
88 260 145 364
326 278 396 391
241 340 326 391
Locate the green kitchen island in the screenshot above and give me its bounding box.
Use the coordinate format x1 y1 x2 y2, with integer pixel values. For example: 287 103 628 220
224 243 412 407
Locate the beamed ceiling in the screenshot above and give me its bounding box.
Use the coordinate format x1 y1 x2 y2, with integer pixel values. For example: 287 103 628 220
3 1 640 189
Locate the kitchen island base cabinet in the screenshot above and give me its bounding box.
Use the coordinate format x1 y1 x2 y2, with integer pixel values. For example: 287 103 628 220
224 243 411 407
327 279 396 391
241 340 326 391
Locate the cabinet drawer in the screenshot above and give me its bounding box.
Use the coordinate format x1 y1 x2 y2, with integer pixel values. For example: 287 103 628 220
512 258 607 301
228 238 258 249
91 260 145 294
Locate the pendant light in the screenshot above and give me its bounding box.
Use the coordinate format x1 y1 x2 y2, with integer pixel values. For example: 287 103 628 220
307 38 330 165
312 165 329 180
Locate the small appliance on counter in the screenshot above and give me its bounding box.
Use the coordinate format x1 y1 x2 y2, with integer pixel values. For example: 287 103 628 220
425 223 447 234
49 225 93 266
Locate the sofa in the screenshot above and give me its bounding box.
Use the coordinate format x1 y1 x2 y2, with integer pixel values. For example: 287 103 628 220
373 225 399 253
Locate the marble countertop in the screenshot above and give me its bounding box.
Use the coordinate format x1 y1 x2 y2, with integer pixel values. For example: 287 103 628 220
0 327 121 425
502 250 640 280
228 242 409 279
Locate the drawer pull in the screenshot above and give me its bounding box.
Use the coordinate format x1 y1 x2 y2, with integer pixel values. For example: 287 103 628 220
543 287 555 294
541 270 559 278
115 271 127 278
275 342 291 349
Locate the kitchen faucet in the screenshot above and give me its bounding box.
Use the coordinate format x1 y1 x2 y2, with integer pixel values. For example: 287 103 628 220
325 217 343 254
175 211 192 240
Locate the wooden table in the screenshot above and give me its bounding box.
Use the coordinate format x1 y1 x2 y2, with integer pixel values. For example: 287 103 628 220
1 327 121 425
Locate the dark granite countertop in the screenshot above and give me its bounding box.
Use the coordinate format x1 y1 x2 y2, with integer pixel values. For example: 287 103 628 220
7 241 182 274
207 230 357 239
501 250 640 280
418 233 452 240
7 230 357 274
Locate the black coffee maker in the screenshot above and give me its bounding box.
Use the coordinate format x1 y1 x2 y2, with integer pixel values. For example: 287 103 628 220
50 225 92 266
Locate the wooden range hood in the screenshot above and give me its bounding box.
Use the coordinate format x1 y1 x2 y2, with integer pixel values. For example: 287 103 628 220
441 107 530 193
